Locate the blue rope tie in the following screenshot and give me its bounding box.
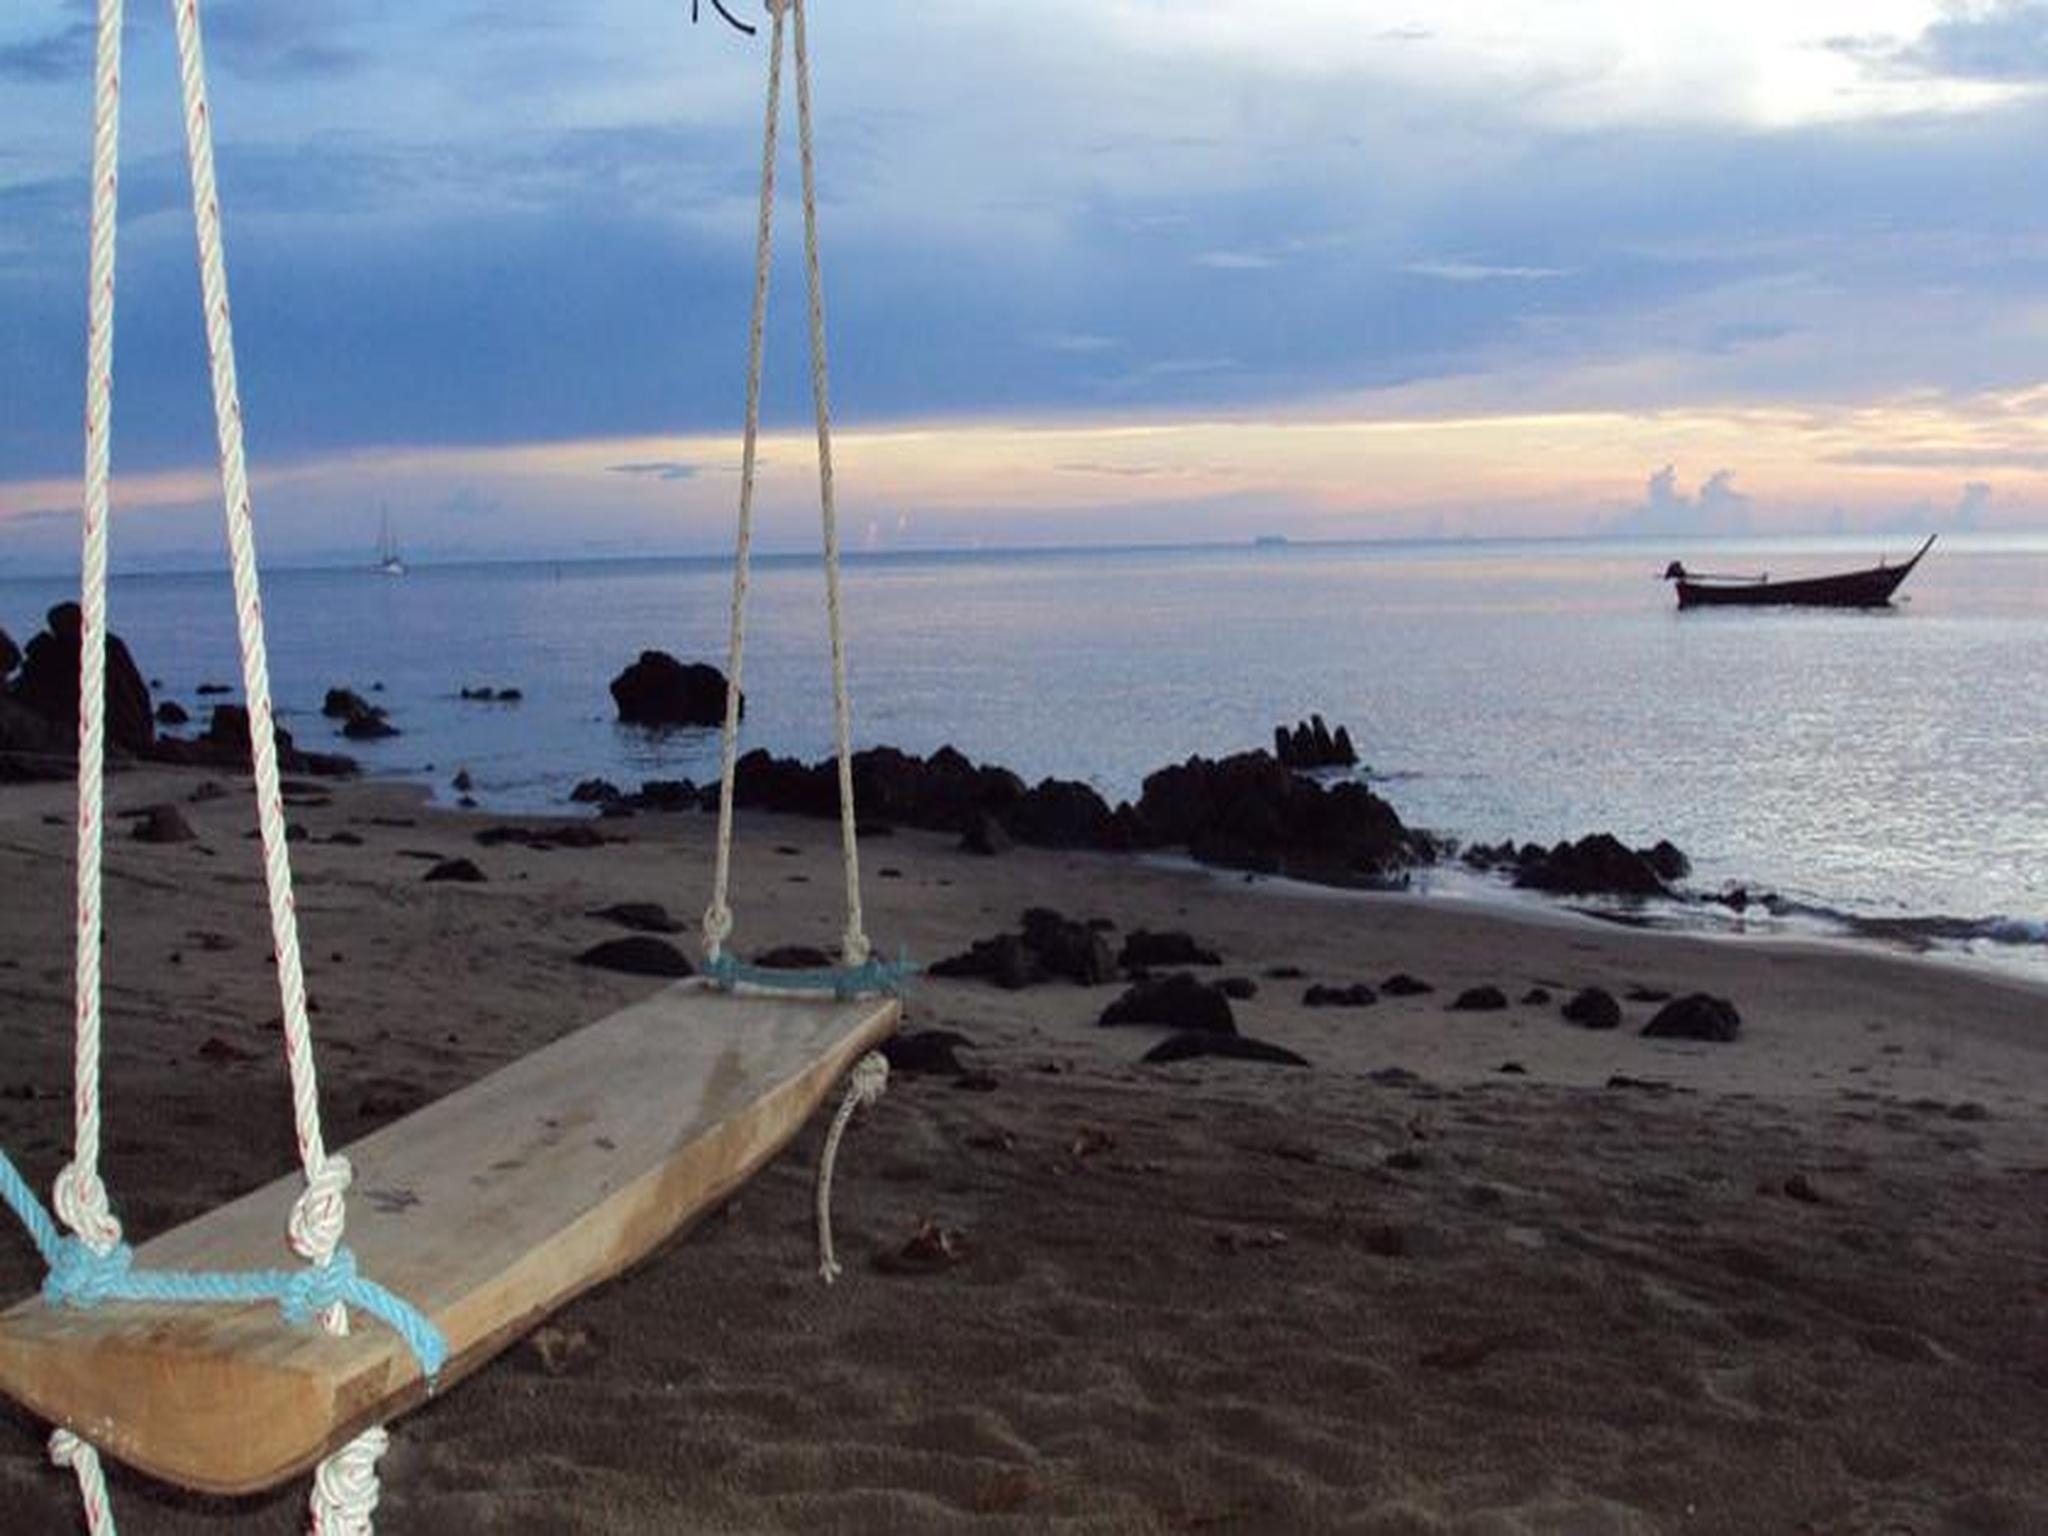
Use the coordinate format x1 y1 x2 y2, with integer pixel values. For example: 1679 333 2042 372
706 949 917 1000
0 1151 446 1381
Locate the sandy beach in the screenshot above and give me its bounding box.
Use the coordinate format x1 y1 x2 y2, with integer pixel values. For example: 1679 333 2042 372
1 766 2043 1533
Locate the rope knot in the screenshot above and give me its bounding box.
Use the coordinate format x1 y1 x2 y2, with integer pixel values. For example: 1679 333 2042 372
51 1162 123 1252
282 1247 359 1329
43 1236 134 1309
288 1153 353 1265
310 1425 389 1536
847 1050 889 1110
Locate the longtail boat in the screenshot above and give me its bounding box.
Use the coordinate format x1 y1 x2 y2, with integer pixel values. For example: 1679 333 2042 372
1663 535 1935 610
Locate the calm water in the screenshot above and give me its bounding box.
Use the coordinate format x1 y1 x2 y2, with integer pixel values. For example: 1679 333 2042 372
5 535 2046 967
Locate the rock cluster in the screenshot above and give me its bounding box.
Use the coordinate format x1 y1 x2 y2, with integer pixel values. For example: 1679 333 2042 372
1273 714 1357 769
1463 832 1690 897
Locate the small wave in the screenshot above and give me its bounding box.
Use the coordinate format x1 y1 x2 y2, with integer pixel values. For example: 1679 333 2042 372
1760 901 2048 951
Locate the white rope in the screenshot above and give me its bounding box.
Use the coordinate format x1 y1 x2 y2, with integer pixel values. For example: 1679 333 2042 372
788 0 870 968
702 0 872 968
814 1050 887 1283
50 1431 118 1536
57 0 128 1265
309 1427 388 1536
703 0 788 964
169 0 351 1330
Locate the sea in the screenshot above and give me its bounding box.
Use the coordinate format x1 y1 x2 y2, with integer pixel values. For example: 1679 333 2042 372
5 533 2046 977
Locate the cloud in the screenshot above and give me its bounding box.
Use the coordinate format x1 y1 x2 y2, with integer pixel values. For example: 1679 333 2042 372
608 460 702 482
0 20 92 81
1194 250 1281 270
1402 260 1571 282
1609 465 1753 537
1831 2 2048 84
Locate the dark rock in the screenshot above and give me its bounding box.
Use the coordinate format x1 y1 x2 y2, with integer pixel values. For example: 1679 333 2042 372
587 902 682 934
496 688 523 702
0 694 64 779
1303 983 1376 1008
1264 964 1305 980
1382 973 1434 997
958 812 1011 856
1143 1031 1308 1067
195 682 233 696
155 700 190 726
1642 993 1742 1042
1712 885 1752 913
928 932 1045 991
1561 987 1622 1030
1002 777 1124 850
1497 1062 1528 1075
0 627 17 680
575 936 694 977
1520 987 1552 1005
451 769 474 792
132 805 197 844
1625 986 1672 1003
1512 833 1675 898
162 703 356 777
627 778 702 812
1118 929 1221 968
1099 973 1236 1034
610 651 736 728
1132 750 1422 883
10 603 154 755
1019 908 1118 985
1217 976 1258 1000
1643 840 1691 881
570 778 622 806
424 858 487 884
1781 1172 1822 1204
753 944 835 970
323 688 372 720
1448 985 1508 1012
1274 713 1360 769
881 1029 973 1076
341 708 399 740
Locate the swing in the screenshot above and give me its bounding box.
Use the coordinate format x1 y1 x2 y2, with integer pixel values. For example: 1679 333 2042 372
0 0 899 1528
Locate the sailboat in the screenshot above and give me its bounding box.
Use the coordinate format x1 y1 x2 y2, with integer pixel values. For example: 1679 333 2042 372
376 507 407 576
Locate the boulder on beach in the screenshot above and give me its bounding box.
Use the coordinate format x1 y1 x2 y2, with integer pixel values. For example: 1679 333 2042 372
930 908 1115 989
156 700 190 727
8 603 154 756
0 627 18 680
1382 973 1434 997
1449 985 1509 1012
1303 982 1376 1008
1143 1031 1309 1067
1098 973 1236 1034
1118 930 1221 968
587 902 683 934
131 805 197 845
610 652 736 728
424 857 487 884
1561 987 1622 1030
575 936 694 978
1642 993 1742 1042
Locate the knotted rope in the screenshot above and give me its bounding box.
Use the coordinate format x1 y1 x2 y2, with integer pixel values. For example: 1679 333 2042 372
814 1051 888 1283
703 0 874 977
310 1427 389 1536
50 1431 116 1536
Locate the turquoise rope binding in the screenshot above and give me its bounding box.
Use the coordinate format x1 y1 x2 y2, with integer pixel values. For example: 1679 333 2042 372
705 950 917 999
0 1151 446 1381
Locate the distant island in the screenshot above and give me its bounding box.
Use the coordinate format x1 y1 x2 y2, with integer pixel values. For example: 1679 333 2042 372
1252 534 1290 548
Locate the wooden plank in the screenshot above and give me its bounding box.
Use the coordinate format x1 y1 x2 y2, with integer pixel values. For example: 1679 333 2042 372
0 985 898 1495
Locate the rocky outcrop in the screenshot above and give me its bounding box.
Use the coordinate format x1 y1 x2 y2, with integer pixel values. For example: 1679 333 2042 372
1132 750 1425 884
1273 714 1357 769
1143 1032 1308 1067
609 652 735 728
1466 832 1687 898
0 627 18 680
1117 930 1220 969
146 704 356 778
8 603 154 757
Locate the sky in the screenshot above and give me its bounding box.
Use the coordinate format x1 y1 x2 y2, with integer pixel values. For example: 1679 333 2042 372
3 0 2047 569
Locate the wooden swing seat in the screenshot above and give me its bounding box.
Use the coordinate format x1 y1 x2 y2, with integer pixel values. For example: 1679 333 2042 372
0 984 897 1496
